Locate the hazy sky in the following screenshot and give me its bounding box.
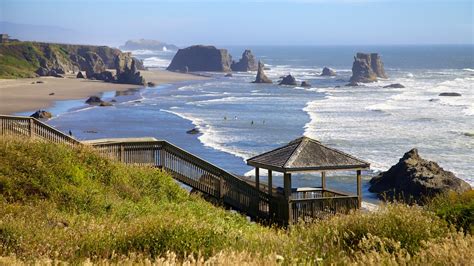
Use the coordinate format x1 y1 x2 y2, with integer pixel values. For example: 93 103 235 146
1 0 472 46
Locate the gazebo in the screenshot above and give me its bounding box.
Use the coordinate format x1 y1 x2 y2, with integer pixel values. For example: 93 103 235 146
247 136 370 224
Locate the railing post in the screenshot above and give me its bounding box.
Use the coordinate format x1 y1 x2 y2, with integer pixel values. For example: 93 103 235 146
29 118 34 138
219 176 224 200
284 173 292 225
357 170 362 209
120 144 125 162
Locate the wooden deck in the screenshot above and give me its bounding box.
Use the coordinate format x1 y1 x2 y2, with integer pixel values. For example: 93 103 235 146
0 115 359 225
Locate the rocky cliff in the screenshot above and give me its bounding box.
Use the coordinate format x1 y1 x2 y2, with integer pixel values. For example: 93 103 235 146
231 50 257 72
0 41 145 83
349 53 387 83
167 45 232 72
369 148 471 204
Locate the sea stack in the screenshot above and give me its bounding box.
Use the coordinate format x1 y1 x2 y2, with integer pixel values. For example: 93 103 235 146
350 53 387 83
369 148 471 204
252 61 272 84
321 67 336 76
231 50 257 72
167 45 232 72
279 74 297 86
114 53 146 85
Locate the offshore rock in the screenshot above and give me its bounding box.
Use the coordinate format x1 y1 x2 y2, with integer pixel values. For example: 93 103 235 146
439 92 462 97
321 67 336 76
167 45 232 72
279 74 297 86
252 61 272 84
369 148 471 204
383 83 405 88
231 50 257 72
301 81 311 87
350 53 387 83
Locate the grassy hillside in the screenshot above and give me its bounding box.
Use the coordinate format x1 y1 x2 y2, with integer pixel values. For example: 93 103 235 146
0 42 120 79
0 137 472 264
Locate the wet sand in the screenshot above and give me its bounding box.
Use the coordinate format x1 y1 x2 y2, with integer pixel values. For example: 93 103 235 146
0 70 207 115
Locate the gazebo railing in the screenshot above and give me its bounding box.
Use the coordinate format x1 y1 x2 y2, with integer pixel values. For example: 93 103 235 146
290 195 359 222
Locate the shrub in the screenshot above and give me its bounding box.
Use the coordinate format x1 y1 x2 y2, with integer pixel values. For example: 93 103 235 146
427 190 474 234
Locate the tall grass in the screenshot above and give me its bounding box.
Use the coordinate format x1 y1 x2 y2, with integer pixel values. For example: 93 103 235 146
0 137 472 264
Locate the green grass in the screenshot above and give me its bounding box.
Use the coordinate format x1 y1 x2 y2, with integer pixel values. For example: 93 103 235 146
0 42 44 78
0 137 472 264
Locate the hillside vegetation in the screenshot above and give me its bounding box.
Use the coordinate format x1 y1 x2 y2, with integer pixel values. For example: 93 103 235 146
0 137 472 264
0 42 119 79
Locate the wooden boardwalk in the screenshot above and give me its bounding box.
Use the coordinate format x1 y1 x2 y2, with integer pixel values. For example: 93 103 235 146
1 115 359 225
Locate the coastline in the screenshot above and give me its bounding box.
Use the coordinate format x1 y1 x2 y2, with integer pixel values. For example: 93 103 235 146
0 69 208 115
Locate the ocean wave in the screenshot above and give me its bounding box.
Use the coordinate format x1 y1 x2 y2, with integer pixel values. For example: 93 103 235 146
462 68 474 72
159 108 252 161
143 56 171 68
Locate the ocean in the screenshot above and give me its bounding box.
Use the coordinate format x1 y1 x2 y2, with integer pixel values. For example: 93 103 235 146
26 45 474 203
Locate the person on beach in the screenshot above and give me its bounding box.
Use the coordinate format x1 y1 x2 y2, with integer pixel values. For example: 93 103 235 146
68 130 73 136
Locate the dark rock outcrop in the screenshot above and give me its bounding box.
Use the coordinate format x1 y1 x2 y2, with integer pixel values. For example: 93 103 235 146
321 67 336 76
279 75 297 86
369 148 471 204
383 83 405 88
85 96 103 105
186 128 200 134
350 53 387 83
301 81 311 87
114 53 146 85
439 92 462 97
76 71 85 78
231 50 257 72
252 61 272 84
167 45 232 72
147 81 156 87
30 110 52 119
225 73 233 77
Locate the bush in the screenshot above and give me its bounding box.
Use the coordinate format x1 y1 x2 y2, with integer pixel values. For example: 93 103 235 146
427 190 474 234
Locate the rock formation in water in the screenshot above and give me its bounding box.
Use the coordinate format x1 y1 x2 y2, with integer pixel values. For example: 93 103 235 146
321 67 336 76
383 83 405 88
114 53 146 85
167 45 232 72
252 61 272 84
231 50 257 72
30 110 52 119
120 39 179 51
279 74 297 86
369 148 471 204
300 81 311 87
439 92 462 97
350 53 387 83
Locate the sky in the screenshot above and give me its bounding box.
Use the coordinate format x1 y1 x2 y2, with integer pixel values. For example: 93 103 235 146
0 0 472 46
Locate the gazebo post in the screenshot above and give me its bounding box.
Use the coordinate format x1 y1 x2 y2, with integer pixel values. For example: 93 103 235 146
255 167 260 191
321 171 326 190
268 170 273 196
357 170 362 208
284 173 292 224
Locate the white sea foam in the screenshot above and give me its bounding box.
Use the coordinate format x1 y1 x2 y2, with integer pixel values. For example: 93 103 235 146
463 68 474 72
143 56 171 68
160 109 252 161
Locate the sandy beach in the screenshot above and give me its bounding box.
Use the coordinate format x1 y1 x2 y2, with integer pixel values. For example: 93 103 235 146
0 70 207 115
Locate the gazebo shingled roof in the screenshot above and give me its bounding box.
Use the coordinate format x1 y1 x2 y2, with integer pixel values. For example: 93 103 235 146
247 136 370 173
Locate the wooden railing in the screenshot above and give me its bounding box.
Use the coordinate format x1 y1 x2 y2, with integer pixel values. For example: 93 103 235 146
91 140 273 220
0 115 80 145
0 115 359 224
